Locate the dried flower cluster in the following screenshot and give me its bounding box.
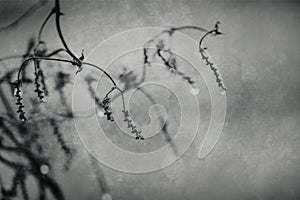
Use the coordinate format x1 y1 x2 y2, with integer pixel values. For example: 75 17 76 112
101 97 114 121
198 22 227 94
122 110 144 140
85 76 144 139
199 48 227 94
144 40 197 93
143 23 227 95
13 82 27 121
85 77 116 122
34 63 45 102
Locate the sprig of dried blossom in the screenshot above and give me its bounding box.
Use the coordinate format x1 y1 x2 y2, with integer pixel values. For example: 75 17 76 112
122 109 144 140
143 23 227 95
11 81 27 121
33 60 45 102
199 22 227 94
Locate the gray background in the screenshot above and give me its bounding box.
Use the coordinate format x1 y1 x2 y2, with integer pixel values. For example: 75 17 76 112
0 0 300 200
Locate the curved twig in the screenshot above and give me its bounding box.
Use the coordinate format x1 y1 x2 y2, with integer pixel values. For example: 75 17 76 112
54 0 80 66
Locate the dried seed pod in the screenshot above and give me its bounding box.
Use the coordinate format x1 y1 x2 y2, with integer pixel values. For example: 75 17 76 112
102 97 114 121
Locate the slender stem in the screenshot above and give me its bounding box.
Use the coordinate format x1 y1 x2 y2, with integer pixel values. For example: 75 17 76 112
16 57 117 90
144 25 208 47
100 85 126 113
44 48 65 57
104 87 117 98
114 87 126 111
172 25 208 32
82 62 116 86
54 0 80 65
38 10 56 42
0 48 64 66
17 57 73 81
199 29 215 49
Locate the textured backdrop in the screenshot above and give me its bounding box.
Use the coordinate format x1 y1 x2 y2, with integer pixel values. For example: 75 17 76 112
0 0 300 200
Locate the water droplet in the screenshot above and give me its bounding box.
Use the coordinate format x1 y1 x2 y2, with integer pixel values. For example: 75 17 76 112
102 193 112 200
97 109 105 117
190 87 200 96
40 164 49 175
220 88 226 95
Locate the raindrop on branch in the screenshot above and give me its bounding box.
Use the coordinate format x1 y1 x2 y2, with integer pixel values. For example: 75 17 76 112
40 164 49 175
